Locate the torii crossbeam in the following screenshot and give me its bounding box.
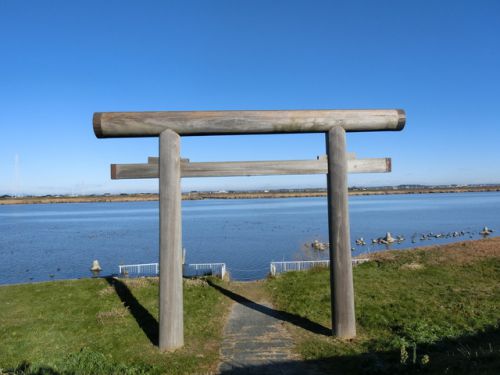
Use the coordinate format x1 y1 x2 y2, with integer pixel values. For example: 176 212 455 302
93 109 406 351
110 155 391 179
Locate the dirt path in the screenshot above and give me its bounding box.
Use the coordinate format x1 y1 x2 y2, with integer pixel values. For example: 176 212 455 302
216 282 322 374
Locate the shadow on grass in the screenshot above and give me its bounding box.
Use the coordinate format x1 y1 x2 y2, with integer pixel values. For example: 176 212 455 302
5 315 498 374
8 361 61 375
217 324 500 375
206 279 331 336
105 277 159 346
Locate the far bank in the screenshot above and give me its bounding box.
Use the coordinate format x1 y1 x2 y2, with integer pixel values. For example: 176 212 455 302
2 185 500 205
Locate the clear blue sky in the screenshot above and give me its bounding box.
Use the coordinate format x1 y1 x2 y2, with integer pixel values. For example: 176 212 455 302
1 0 499 195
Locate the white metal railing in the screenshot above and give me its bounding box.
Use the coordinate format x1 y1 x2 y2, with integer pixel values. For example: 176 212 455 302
270 258 370 276
118 262 226 279
119 263 158 275
184 263 226 279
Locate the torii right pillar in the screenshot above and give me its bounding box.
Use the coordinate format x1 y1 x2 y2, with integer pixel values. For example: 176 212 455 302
326 126 356 338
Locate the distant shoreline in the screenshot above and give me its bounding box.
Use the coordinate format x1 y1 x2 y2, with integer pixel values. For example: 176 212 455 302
1 186 499 205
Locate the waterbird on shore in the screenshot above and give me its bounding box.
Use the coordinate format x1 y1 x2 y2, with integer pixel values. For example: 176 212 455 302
371 232 400 245
355 237 366 246
383 232 396 244
311 240 328 251
480 226 494 236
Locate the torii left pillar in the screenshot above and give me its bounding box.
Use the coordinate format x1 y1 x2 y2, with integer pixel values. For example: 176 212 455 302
326 126 356 338
159 129 183 350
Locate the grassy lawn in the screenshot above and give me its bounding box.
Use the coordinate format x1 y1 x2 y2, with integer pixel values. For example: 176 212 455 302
267 238 500 374
1 238 499 374
0 277 230 374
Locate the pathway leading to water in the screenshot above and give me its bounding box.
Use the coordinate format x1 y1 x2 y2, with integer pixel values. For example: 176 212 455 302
215 282 323 374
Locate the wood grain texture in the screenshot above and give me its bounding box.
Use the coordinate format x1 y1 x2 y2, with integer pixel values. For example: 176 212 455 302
148 157 189 164
111 158 391 179
94 109 405 138
316 152 355 160
149 153 354 164
326 126 356 339
158 129 184 351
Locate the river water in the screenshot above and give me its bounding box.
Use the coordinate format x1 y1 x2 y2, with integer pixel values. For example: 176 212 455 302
0 192 499 284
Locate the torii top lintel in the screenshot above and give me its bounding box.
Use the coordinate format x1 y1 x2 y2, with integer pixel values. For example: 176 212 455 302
93 109 405 138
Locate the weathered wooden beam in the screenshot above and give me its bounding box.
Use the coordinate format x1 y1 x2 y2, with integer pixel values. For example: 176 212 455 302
326 126 356 339
158 129 183 351
148 154 355 163
111 158 391 179
318 153 356 160
148 157 190 164
94 109 405 138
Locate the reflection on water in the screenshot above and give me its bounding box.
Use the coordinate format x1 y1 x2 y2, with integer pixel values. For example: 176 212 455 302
0 192 499 284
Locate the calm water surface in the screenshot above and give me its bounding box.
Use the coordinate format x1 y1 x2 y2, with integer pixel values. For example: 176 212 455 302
1 192 499 284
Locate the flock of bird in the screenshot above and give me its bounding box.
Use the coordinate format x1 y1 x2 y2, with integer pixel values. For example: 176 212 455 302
310 226 494 251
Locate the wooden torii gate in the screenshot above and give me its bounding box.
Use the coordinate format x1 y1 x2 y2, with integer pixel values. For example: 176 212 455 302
93 109 406 351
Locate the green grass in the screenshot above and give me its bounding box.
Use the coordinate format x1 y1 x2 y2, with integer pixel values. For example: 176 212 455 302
2 240 499 374
267 243 500 374
0 277 230 374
